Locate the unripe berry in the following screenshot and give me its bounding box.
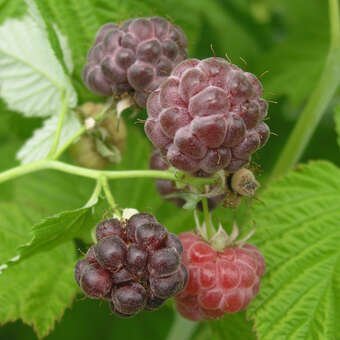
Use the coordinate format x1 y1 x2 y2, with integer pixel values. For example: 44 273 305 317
175 231 265 320
69 103 127 169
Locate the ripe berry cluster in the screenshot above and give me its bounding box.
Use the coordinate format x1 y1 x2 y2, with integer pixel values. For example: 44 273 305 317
145 57 270 175
83 17 187 107
174 232 265 320
75 213 188 317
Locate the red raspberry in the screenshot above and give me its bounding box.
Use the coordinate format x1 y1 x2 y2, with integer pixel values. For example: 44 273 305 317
175 231 265 320
145 57 270 174
83 17 187 107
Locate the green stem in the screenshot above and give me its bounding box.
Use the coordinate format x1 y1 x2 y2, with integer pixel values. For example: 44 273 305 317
85 180 102 207
52 99 114 160
0 160 216 187
270 0 340 181
48 91 68 158
201 197 216 239
166 313 198 340
100 176 121 217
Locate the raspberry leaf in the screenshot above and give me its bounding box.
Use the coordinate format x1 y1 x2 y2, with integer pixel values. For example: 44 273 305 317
16 111 81 164
13 200 102 263
210 312 256 339
335 104 340 149
0 203 77 338
248 161 340 339
0 0 77 117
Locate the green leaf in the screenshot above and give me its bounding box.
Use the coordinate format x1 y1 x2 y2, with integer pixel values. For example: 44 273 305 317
210 312 256 339
335 103 340 149
16 201 102 263
255 0 329 106
16 111 81 164
247 161 340 339
0 0 26 24
0 0 77 117
0 203 77 339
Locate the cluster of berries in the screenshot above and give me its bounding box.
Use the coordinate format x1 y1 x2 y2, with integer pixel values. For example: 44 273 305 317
79 16 268 322
75 212 187 317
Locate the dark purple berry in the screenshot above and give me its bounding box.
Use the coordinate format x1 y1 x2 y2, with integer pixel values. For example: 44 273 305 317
145 294 166 311
112 268 134 285
149 269 184 298
94 236 127 272
80 263 112 298
74 212 188 317
126 244 148 277
96 218 123 241
126 213 158 243
109 301 135 318
166 233 184 256
112 282 147 314
74 258 91 286
136 222 167 250
148 248 180 278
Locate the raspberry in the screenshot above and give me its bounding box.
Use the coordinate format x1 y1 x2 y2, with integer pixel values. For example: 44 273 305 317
83 17 187 107
96 218 125 241
69 103 127 169
149 149 225 209
145 57 270 174
174 231 265 320
74 211 188 317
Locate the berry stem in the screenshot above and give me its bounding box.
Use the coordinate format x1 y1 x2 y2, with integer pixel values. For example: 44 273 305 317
201 197 216 239
51 98 114 160
100 176 121 217
0 160 217 187
270 0 340 181
47 90 69 158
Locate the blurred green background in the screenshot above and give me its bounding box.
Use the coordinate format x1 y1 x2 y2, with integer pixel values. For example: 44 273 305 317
0 0 338 339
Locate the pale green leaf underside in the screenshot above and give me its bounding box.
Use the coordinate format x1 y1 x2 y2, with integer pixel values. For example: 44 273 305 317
16 111 82 164
248 161 340 340
0 203 77 339
335 104 340 149
0 1 77 117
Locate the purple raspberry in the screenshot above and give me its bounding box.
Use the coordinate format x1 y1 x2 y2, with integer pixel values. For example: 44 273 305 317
83 17 187 107
145 57 270 174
